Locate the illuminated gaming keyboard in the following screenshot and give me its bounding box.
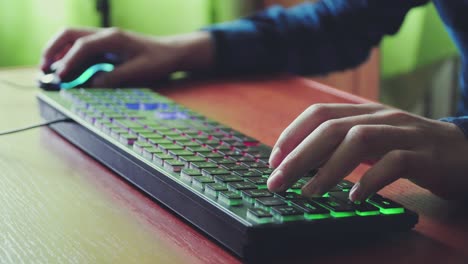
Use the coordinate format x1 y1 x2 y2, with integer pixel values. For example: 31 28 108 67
37 88 418 260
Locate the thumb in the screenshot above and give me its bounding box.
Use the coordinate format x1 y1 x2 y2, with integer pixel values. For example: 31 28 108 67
91 57 170 87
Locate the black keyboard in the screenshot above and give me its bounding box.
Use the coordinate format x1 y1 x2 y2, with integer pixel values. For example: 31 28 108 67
37 88 418 260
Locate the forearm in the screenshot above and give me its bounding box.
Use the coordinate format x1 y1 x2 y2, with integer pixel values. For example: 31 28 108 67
207 0 429 75
162 31 215 72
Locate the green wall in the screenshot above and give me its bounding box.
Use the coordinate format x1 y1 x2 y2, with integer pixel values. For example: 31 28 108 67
0 0 99 67
381 3 458 79
0 0 255 67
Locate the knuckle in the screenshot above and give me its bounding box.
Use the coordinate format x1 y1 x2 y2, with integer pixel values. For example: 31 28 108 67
347 125 373 145
104 27 126 39
74 37 88 49
366 103 383 110
381 110 412 121
320 119 341 132
307 104 330 119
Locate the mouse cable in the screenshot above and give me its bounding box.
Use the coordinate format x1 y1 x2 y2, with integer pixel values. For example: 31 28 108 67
0 79 33 89
0 118 74 136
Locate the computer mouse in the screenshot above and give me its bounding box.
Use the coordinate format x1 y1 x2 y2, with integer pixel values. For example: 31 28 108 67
39 53 120 90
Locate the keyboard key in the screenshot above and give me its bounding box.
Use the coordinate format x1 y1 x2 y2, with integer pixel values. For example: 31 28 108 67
353 202 380 216
205 183 228 197
241 189 273 199
190 162 218 170
290 200 330 220
218 191 243 206
227 182 258 192
210 158 235 166
214 174 244 183
178 156 206 167
142 147 163 159
220 164 249 172
163 159 185 172
255 197 287 208
233 170 262 178
192 176 215 190
138 132 163 142
168 149 194 159
367 194 405 215
198 152 224 159
338 180 354 190
158 144 184 152
201 168 231 178
180 168 203 183
275 192 306 201
271 205 304 222
247 208 273 224
153 153 174 166
329 191 380 216
312 197 355 218
244 177 268 189
133 141 153 154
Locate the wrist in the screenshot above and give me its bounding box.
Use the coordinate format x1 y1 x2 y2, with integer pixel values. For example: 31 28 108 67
164 31 215 72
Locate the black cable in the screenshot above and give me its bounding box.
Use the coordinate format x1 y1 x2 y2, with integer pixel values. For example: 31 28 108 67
96 0 111 27
0 79 33 89
0 118 73 136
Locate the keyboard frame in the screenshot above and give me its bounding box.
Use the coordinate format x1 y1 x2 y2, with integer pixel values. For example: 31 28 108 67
37 90 418 260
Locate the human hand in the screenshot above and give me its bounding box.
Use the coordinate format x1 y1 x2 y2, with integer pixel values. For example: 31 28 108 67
267 103 468 202
40 27 214 87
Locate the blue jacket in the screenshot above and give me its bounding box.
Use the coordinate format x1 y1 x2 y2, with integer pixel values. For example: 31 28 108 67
207 0 468 137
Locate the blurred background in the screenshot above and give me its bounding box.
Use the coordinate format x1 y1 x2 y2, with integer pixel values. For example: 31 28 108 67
0 0 460 119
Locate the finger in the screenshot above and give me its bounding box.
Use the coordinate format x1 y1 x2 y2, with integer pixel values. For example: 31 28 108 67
267 111 420 193
269 103 383 168
348 150 422 202
56 28 127 78
301 125 419 197
91 57 168 87
41 28 96 71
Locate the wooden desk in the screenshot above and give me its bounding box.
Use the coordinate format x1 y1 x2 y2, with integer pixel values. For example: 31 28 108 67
1 67 467 263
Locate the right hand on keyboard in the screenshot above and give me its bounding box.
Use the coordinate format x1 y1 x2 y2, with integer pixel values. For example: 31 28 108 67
40 27 214 87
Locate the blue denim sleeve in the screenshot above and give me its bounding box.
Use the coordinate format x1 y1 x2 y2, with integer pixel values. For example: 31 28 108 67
207 0 428 75
440 117 468 139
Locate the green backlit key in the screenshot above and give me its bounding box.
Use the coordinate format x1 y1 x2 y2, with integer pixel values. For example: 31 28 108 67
291 200 330 220
233 170 262 178
163 159 185 172
271 205 304 222
367 194 405 215
214 174 244 183
312 197 356 218
201 168 231 177
192 176 215 190
181 168 202 176
205 183 228 197
247 208 273 224
218 191 243 206
190 162 218 170
241 189 273 203
274 192 306 201
255 197 287 208
153 153 173 166
227 182 258 192
329 191 380 216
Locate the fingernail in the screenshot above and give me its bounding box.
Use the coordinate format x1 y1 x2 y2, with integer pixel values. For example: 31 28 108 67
50 60 63 71
266 169 285 192
349 182 361 202
268 147 282 168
